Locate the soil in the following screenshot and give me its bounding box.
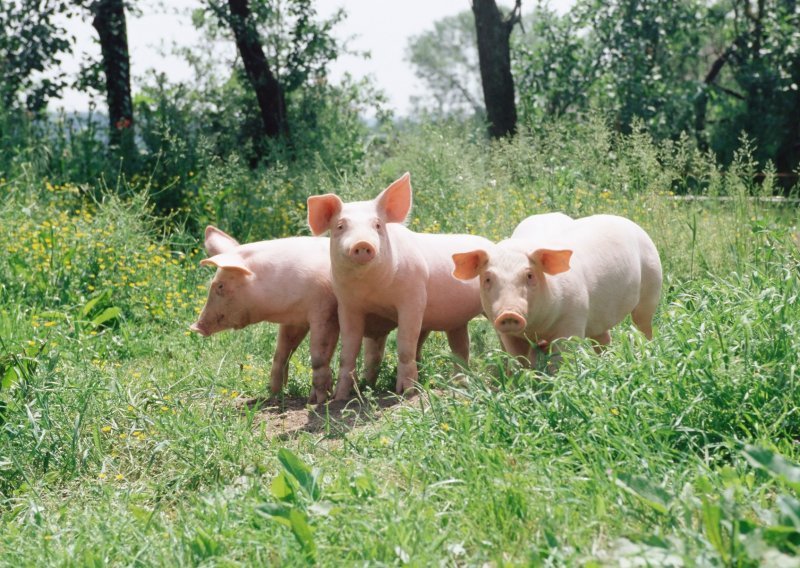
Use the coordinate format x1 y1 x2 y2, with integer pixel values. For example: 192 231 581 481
238 392 410 439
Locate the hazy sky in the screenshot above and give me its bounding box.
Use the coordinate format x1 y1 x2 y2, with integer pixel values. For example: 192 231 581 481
54 0 574 116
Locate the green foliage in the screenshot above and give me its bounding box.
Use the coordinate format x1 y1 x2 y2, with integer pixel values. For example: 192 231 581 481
704 0 800 170
513 6 601 121
0 0 74 112
414 0 800 182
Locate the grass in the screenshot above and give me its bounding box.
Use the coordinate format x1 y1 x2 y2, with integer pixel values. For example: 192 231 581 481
1 120 800 565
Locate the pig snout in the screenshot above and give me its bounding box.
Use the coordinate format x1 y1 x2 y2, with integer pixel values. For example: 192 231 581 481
494 311 527 334
189 321 210 337
349 240 376 264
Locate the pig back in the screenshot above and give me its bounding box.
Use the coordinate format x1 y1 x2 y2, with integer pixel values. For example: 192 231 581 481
511 212 574 241
240 236 335 315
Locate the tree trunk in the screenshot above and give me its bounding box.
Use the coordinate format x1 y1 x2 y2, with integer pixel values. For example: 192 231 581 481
694 44 738 150
471 0 520 138
90 0 134 157
227 0 289 144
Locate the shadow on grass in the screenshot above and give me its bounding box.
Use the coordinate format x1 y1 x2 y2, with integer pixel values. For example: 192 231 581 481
239 392 407 439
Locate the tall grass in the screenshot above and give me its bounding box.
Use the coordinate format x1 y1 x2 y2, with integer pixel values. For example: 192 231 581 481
1 118 799 564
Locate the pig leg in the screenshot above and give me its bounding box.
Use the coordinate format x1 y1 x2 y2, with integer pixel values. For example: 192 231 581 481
333 308 365 401
546 323 585 371
363 334 388 387
632 258 662 340
589 330 611 353
416 330 431 362
632 299 657 340
395 305 425 395
270 324 310 395
500 334 535 367
308 313 339 404
445 325 470 364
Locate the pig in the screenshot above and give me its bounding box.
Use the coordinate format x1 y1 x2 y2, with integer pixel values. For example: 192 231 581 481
307 173 493 400
452 214 662 365
189 226 341 403
510 212 574 241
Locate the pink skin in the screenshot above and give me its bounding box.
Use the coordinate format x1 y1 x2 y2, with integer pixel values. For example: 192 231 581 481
307 173 491 400
453 214 662 367
190 226 342 403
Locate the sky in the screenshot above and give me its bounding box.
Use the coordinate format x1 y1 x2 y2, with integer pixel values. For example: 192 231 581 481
54 0 574 117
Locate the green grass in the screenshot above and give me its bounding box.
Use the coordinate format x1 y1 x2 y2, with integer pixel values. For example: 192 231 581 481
1 122 800 565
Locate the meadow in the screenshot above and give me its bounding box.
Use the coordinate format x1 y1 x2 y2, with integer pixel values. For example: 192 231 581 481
1 119 800 565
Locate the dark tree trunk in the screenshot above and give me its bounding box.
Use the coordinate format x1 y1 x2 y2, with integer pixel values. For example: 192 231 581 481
471 0 521 138
90 0 134 156
694 44 739 150
227 0 289 144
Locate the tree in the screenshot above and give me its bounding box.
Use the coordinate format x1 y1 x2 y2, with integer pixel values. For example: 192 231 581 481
225 0 289 141
200 0 346 156
513 6 603 122
88 0 135 155
584 0 708 139
0 0 73 113
697 0 800 186
406 11 483 117
471 0 522 138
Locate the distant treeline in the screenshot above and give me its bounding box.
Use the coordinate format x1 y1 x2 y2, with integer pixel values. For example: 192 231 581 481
1 0 798 207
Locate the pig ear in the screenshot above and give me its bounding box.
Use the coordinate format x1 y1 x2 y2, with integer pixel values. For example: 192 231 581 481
204 225 239 255
452 250 489 280
376 172 412 223
307 194 343 236
528 249 572 275
199 254 254 276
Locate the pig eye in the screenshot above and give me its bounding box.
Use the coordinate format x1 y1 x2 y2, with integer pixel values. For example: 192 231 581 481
483 276 491 287
526 272 534 283
336 220 345 231
374 221 382 230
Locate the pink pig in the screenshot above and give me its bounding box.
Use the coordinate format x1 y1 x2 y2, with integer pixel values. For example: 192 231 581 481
189 226 340 403
452 214 662 365
307 173 492 399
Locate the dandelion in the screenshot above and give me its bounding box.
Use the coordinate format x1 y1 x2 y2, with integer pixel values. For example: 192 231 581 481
119 433 128 440
98 473 107 480
440 422 450 432
379 436 390 447
611 407 620 416
115 474 125 481
101 426 112 433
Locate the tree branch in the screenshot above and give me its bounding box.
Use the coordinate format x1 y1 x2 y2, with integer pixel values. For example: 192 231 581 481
712 83 746 100
505 0 523 32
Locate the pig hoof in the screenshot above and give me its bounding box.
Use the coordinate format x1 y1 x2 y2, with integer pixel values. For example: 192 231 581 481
395 379 417 396
308 389 328 405
332 388 351 401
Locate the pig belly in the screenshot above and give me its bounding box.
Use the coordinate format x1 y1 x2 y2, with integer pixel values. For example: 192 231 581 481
364 313 397 338
421 280 482 331
584 287 640 337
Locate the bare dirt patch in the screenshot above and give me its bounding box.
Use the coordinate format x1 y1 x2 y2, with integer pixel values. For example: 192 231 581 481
240 393 408 439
